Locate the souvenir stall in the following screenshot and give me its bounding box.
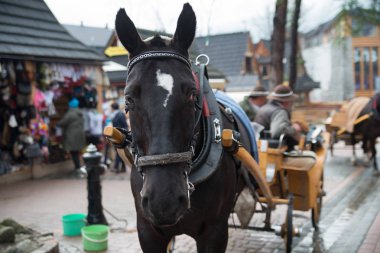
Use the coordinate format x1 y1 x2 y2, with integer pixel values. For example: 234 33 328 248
0 59 107 175
0 0 108 177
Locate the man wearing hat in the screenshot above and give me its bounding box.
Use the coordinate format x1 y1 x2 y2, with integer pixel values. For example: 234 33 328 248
240 86 269 121
255 84 304 149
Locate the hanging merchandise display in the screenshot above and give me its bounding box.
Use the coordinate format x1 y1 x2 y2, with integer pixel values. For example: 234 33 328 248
0 58 106 175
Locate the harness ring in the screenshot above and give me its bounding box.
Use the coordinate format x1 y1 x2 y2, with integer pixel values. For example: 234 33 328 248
195 54 210 66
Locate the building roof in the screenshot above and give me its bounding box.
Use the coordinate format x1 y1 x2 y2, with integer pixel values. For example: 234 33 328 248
194 32 250 76
64 24 113 54
255 39 271 52
106 70 127 86
105 35 225 83
294 73 320 92
302 18 336 39
225 74 259 92
107 51 225 84
0 0 104 63
59 24 225 82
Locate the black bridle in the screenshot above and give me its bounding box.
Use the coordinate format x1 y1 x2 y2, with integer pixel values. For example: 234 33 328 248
127 51 192 74
126 50 203 176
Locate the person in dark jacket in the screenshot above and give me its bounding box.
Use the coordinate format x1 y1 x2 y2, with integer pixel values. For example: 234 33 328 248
110 102 129 173
255 85 304 149
240 85 269 121
57 98 86 171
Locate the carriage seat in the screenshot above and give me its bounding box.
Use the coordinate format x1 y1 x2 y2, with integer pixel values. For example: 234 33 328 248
282 150 317 172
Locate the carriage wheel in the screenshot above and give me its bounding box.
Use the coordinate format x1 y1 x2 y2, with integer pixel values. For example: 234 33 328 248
284 193 294 253
167 237 175 253
312 173 324 230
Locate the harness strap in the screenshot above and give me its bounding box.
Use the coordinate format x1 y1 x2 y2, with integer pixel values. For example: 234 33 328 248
127 51 191 74
137 151 193 167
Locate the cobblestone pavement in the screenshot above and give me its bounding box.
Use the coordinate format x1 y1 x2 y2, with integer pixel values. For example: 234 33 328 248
0 143 379 253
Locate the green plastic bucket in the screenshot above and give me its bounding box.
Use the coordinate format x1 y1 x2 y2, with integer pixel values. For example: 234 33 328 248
81 225 109 252
62 213 86 236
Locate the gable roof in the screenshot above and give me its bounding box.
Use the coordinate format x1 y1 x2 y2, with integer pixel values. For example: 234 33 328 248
301 8 378 39
302 18 336 39
0 0 104 63
64 24 114 54
194 32 251 76
255 39 271 52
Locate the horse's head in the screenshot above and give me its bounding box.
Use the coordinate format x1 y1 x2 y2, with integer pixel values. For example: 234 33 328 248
115 4 197 227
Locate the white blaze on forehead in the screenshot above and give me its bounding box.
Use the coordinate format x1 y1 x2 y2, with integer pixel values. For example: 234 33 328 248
156 69 174 108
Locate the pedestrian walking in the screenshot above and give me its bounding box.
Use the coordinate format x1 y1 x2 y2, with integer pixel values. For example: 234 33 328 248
57 98 86 172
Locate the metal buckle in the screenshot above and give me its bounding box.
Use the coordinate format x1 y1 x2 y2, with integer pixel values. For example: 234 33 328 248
185 171 195 209
213 118 221 143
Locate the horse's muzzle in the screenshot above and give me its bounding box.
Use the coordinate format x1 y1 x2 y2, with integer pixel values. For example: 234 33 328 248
141 187 189 227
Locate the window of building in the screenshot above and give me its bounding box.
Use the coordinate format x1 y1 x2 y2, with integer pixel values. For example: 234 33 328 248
245 56 252 74
353 45 380 95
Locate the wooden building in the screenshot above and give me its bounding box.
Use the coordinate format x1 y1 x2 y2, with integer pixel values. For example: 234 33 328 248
301 10 380 100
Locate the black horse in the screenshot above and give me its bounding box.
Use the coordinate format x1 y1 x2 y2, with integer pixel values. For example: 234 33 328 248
115 4 253 252
353 93 380 171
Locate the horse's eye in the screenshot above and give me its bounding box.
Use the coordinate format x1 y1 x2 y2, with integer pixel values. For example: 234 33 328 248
125 95 135 110
189 90 197 103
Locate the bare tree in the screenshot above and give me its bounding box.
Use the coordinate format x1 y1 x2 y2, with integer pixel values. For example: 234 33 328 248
288 0 302 90
271 0 288 87
250 5 274 40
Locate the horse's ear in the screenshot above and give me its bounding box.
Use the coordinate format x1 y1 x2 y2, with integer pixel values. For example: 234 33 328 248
115 8 144 57
172 3 196 54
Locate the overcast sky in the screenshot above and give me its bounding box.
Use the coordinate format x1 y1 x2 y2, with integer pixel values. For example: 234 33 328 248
45 0 345 41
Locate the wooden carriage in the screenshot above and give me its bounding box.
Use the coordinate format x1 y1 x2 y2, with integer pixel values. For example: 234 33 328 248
257 132 328 224
325 108 369 156
221 128 329 253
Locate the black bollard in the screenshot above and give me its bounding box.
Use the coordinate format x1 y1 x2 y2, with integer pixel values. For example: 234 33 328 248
82 144 108 225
